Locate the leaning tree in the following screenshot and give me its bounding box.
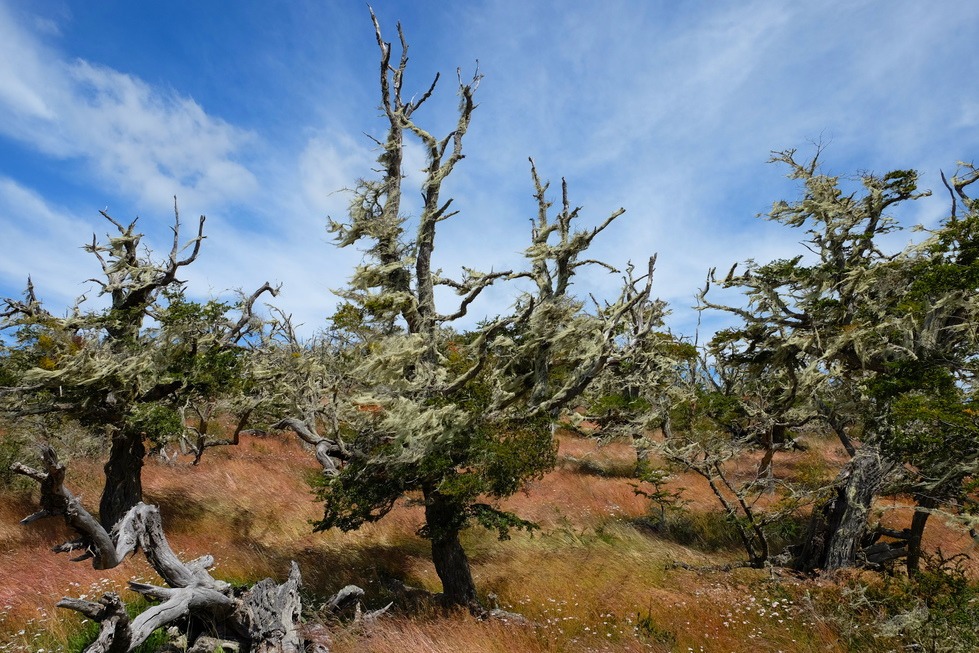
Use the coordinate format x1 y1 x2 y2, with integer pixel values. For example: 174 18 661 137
700 149 979 573
272 12 662 613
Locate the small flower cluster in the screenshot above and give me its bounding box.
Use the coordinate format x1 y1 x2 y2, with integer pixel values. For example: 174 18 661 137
717 592 812 648
0 576 129 653
0 606 55 653
502 594 650 649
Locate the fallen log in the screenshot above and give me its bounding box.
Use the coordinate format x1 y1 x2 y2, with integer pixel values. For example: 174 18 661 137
11 445 378 652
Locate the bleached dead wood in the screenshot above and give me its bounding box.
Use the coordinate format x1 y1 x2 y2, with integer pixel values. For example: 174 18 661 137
325 585 365 613
271 416 349 475
11 446 375 652
236 562 304 653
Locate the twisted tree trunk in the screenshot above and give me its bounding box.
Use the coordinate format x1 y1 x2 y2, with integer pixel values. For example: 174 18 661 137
100 430 145 529
794 445 893 572
423 487 481 613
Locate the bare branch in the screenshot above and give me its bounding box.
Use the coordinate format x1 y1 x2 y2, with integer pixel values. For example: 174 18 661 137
223 281 280 345
11 445 118 568
436 269 512 323
272 417 349 475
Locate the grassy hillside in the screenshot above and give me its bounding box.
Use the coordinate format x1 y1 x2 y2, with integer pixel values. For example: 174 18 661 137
1 431 975 652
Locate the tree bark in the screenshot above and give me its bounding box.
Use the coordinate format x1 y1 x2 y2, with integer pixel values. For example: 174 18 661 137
431 529 479 611
423 487 481 613
62 567 302 653
823 446 891 570
57 593 132 653
794 445 892 572
906 494 936 576
233 562 303 653
100 430 145 529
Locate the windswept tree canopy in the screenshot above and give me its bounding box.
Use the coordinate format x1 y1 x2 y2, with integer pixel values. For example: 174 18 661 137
1 203 277 527
270 11 664 612
698 150 979 571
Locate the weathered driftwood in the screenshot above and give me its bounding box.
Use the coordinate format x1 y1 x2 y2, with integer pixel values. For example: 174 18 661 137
11 445 379 652
271 417 349 475
486 593 532 625
236 562 303 653
56 572 301 653
12 445 121 568
56 593 131 653
185 635 240 653
325 585 365 613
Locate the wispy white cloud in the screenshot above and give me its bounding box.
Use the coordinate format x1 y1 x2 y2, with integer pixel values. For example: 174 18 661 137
0 177 101 308
1 0 978 339
444 0 979 337
0 5 59 121
0 3 368 331
298 134 368 219
0 2 257 215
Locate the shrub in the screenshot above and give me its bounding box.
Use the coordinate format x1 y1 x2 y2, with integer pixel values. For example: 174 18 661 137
823 552 979 652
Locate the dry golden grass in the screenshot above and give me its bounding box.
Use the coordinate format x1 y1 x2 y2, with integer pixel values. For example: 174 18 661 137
327 524 842 653
0 431 972 652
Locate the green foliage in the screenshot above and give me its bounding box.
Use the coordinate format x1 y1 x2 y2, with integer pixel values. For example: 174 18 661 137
697 390 753 439
637 509 743 552
826 553 979 652
468 503 539 541
280 15 667 608
0 211 276 530
562 452 637 479
63 619 101 653
126 402 183 447
313 406 557 538
0 427 34 490
1 241 267 442
60 595 174 653
633 461 687 526
313 457 407 532
307 19 664 581
635 501 808 558
588 393 652 422
157 292 245 391
481 417 557 495
0 347 15 387
696 152 979 569
589 330 688 423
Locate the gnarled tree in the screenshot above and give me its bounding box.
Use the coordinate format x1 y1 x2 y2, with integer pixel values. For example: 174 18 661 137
1 203 276 529
11 444 375 652
700 150 979 573
278 12 662 613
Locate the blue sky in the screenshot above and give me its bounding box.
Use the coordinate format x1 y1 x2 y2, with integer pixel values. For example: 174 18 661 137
1 1 978 339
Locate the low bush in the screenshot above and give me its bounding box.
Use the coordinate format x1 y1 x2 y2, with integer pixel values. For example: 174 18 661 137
822 552 979 652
